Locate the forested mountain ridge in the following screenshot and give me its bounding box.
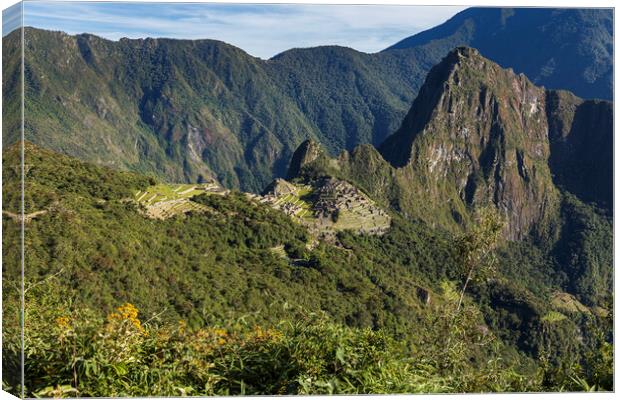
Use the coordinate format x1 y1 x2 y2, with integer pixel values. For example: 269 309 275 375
2 7 613 191
3 27 425 192
2 140 613 395
288 47 612 308
387 7 613 100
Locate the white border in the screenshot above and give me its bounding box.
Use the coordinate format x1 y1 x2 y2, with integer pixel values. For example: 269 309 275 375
0 1 616 399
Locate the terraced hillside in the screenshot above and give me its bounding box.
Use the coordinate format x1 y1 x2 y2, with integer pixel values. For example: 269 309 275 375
308 178 391 235
261 177 391 238
135 182 227 219
135 175 391 239
257 179 314 219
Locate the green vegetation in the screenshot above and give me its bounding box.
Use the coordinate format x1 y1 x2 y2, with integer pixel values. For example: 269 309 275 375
4 279 543 397
541 311 567 323
3 143 612 395
551 193 613 306
2 15 613 394
454 207 504 312
3 9 612 192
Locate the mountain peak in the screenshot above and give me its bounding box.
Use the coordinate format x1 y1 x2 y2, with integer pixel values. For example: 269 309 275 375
287 139 326 179
384 8 612 100
379 48 537 167
424 46 489 86
379 49 558 239
435 46 508 82
446 46 481 61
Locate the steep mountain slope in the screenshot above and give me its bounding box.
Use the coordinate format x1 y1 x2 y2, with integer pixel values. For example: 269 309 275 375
11 28 321 192
4 141 611 396
1 24 21 149
380 47 559 240
2 8 612 192
267 45 434 149
379 47 612 236
545 90 613 209
387 8 613 100
289 48 612 307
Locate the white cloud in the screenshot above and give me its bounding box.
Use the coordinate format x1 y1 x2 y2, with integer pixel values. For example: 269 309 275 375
21 2 466 58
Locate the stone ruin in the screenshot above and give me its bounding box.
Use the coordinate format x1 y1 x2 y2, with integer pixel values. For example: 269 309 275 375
250 177 391 236
310 178 390 234
261 178 298 197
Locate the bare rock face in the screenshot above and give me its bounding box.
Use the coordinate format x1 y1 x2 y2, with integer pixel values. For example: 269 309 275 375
381 47 563 239
287 139 327 179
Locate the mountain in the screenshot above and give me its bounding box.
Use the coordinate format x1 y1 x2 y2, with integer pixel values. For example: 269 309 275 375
378 47 612 236
289 47 612 307
2 8 612 192
379 46 561 240
3 141 611 395
387 8 613 101
2 7 614 395
3 28 426 193
289 48 613 239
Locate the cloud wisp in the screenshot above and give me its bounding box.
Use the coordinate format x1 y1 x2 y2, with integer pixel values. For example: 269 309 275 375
20 1 465 58
2 2 22 37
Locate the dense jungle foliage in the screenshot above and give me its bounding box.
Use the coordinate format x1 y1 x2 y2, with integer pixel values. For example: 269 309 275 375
1 8 613 396
2 143 613 395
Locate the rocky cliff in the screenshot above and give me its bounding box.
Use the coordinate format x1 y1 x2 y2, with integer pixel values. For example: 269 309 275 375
381 47 561 239
292 48 612 240
546 91 613 209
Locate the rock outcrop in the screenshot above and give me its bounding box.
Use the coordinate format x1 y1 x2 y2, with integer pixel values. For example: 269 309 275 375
287 139 330 180
379 47 611 239
289 48 612 240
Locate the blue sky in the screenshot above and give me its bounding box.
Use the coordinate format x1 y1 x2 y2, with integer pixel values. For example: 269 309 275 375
3 1 465 58
2 1 21 36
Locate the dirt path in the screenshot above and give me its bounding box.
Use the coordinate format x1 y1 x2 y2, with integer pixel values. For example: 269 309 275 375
2 209 48 223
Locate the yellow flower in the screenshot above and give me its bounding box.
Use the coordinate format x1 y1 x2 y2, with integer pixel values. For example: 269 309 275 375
105 303 146 335
55 316 70 329
251 325 282 342
213 328 227 337
267 328 283 340
178 319 187 334
116 303 139 319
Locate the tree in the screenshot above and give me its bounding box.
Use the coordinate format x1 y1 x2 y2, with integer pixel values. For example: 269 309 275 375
454 207 505 313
